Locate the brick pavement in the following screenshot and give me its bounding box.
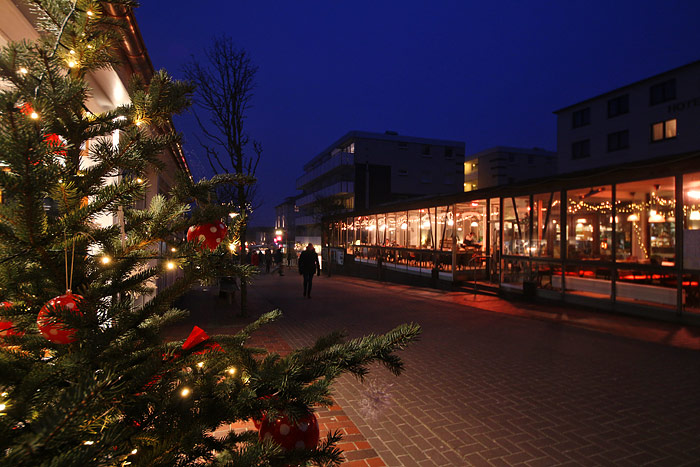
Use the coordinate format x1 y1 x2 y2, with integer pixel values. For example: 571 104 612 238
174 274 700 466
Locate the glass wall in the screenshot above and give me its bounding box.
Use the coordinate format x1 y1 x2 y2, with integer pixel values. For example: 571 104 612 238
532 192 561 258
683 172 700 313
503 196 530 255
323 159 700 318
566 185 612 260
615 177 675 264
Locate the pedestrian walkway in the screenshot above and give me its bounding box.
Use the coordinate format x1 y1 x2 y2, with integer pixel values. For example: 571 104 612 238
173 273 700 466
331 276 700 351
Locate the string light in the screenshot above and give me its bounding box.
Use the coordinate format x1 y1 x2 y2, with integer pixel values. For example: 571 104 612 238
227 367 236 375
196 362 204 368
131 449 138 455
30 111 39 119
101 256 111 265
180 387 191 397
170 247 176 252
136 178 143 184
18 67 28 74
166 261 175 270
86 10 94 16
83 441 94 445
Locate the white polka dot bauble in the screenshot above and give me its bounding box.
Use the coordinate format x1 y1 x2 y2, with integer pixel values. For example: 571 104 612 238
187 222 228 251
37 292 83 344
258 411 320 452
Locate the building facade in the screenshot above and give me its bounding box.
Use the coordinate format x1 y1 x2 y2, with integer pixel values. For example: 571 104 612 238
323 60 700 324
464 146 557 192
275 195 299 253
295 130 465 246
556 60 700 174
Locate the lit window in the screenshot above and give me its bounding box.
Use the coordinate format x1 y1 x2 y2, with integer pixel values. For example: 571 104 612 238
651 119 677 142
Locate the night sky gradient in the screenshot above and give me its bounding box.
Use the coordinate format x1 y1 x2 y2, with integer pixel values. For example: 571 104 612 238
135 0 700 226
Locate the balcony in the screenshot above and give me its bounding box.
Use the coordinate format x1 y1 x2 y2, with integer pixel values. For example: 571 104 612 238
296 152 354 190
297 181 354 208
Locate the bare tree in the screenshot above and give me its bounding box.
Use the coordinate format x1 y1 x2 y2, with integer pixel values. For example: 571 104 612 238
185 36 261 315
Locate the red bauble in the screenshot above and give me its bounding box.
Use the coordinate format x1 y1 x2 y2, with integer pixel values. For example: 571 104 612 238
37 293 83 344
18 102 35 116
187 222 228 251
258 411 320 452
0 301 23 338
44 133 67 157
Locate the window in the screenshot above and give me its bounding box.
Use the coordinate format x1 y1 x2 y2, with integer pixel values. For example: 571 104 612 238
444 147 453 158
650 79 676 106
443 175 452 185
572 139 590 159
398 169 408 176
422 145 431 156
398 142 408 150
572 107 590 128
651 118 677 142
607 130 629 152
607 95 629 118
421 175 432 184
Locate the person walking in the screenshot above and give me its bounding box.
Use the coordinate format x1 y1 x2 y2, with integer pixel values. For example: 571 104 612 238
264 249 272 274
298 243 320 298
273 248 284 276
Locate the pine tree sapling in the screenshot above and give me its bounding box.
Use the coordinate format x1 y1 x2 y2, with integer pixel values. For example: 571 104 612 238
0 2 421 466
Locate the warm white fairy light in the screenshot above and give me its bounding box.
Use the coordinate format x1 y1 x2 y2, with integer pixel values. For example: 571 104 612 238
30 111 39 119
101 256 110 265
0 403 6 411
83 441 94 445
170 247 176 252
136 178 143 184
18 67 28 74
197 362 204 368
227 367 236 375
131 448 138 455
180 387 191 397
166 261 175 270
86 10 94 16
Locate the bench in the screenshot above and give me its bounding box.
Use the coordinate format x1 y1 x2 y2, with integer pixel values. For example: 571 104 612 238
218 276 239 304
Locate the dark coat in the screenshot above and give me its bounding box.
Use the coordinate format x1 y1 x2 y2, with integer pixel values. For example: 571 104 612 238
298 249 319 275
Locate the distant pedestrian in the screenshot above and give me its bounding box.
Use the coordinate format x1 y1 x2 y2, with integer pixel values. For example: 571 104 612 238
298 243 320 298
274 248 284 276
264 249 272 273
251 250 259 267
287 249 294 267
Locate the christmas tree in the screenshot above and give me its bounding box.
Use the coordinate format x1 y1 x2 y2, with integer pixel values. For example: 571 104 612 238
0 1 420 466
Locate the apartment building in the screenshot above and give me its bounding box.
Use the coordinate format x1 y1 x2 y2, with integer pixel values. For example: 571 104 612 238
556 60 700 173
464 146 557 192
295 130 465 245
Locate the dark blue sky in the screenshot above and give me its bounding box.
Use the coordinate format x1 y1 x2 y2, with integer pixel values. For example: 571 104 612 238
135 0 700 226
